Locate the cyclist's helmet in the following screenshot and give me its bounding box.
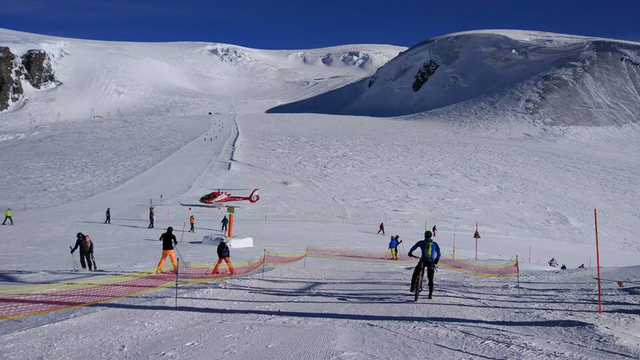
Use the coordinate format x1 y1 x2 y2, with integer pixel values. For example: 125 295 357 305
424 230 433 239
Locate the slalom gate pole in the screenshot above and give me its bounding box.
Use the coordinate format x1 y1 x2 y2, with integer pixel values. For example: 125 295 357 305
594 209 602 314
262 249 266 277
303 247 308 269
180 222 186 243
264 205 269 222
529 245 531 263
175 258 179 308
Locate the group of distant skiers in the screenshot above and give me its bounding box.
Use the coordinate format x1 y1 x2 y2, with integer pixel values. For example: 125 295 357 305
73 207 234 275
548 257 585 270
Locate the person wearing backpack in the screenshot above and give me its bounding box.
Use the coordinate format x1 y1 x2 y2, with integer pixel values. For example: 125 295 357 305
212 239 235 275
408 231 441 299
189 215 195 233
71 232 95 271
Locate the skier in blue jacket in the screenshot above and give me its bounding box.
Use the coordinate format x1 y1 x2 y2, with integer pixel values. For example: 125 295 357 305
408 230 441 299
388 235 402 260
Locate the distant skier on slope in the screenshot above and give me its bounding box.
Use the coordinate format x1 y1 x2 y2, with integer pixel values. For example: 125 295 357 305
548 258 558 267
156 227 177 273
377 222 385 235
408 230 441 299
212 239 235 275
148 207 155 229
2 208 13 225
104 207 111 224
221 215 229 233
388 235 403 260
71 232 95 271
189 215 195 233
432 225 437 237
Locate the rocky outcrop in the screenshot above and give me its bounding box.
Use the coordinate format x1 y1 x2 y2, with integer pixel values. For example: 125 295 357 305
412 59 439 92
21 50 55 89
0 47 23 111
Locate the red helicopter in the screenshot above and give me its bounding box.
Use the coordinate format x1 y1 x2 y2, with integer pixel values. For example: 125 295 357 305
181 188 260 208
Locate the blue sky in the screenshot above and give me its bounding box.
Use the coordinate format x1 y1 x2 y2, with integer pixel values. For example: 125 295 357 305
1 0 639 49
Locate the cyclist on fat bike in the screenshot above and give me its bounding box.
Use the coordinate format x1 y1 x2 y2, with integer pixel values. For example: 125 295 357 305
408 230 441 299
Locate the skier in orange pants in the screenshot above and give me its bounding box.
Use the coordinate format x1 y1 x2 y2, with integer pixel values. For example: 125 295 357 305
156 227 178 273
212 240 234 275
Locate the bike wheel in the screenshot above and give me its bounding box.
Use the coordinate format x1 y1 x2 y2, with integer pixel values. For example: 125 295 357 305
414 268 424 302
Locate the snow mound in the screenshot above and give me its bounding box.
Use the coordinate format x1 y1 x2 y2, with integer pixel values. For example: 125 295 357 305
202 235 253 248
268 30 640 126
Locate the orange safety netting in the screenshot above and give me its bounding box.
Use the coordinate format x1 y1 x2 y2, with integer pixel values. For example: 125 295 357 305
0 247 514 321
306 246 519 277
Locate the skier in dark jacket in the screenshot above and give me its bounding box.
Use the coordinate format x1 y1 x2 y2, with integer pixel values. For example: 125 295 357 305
432 225 437 237
156 227 177 273
377 222 385 235
212 240 234 275
221 215 229 233
104 208 111 224
148 207 155 229
71 232 95 271
408 230 441 299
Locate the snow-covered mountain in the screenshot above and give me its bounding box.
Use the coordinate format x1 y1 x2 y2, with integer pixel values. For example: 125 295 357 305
0 28 403 127
269 30 640 126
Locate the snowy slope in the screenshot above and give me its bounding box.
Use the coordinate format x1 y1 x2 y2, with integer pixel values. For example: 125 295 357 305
0 29 638 359
0 28 403 127
269 30 640 126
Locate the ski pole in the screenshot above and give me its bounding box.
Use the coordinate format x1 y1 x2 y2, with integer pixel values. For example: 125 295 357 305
69 246 78 271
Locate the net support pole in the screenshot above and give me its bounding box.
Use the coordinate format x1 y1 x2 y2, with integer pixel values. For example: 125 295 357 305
262 249 266 277
303 246 308 269
453 234 456 260
180 221 186 243
594 209 602 314
175 258 179 308
529 245 531 263
516 255 520 297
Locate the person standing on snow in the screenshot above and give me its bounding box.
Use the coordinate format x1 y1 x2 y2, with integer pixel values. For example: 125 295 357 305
212 239 235 275
71 232 95 271
189 215 195 233
221 215 229 233
148 207 155 229
156 227 178 273
388 235 402 260
377 222 385 235
408 230 441 299
104 208 111 224
2 208 13 225
432 225 437 237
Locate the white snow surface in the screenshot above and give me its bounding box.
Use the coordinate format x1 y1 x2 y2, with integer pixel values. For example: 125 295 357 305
0 29 639 359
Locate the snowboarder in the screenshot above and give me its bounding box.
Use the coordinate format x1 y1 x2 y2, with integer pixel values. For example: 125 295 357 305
189 215 195 233
408 230 441 299
2 208 13 225
560 264 567 270
377 222 385 235
156 227 178 273
432 225 437 237
388 235 402 260
104 207 111 224
578 264 585 269
70 232 95 271
148 207 155 229
212 239 234 275
221 215 229 233
548 258 558 267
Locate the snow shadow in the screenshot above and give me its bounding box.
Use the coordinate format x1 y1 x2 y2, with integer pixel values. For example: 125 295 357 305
88 301 594 328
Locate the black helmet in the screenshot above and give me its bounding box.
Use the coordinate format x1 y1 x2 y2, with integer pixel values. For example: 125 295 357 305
424 230 432 239
167 226 173 232
77 232 84 238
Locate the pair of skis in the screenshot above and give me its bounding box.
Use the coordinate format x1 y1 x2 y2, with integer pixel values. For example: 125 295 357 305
69 246 97 271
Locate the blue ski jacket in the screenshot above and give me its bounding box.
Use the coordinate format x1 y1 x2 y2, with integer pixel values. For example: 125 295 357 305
388 238 398 249
408 239 441 263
